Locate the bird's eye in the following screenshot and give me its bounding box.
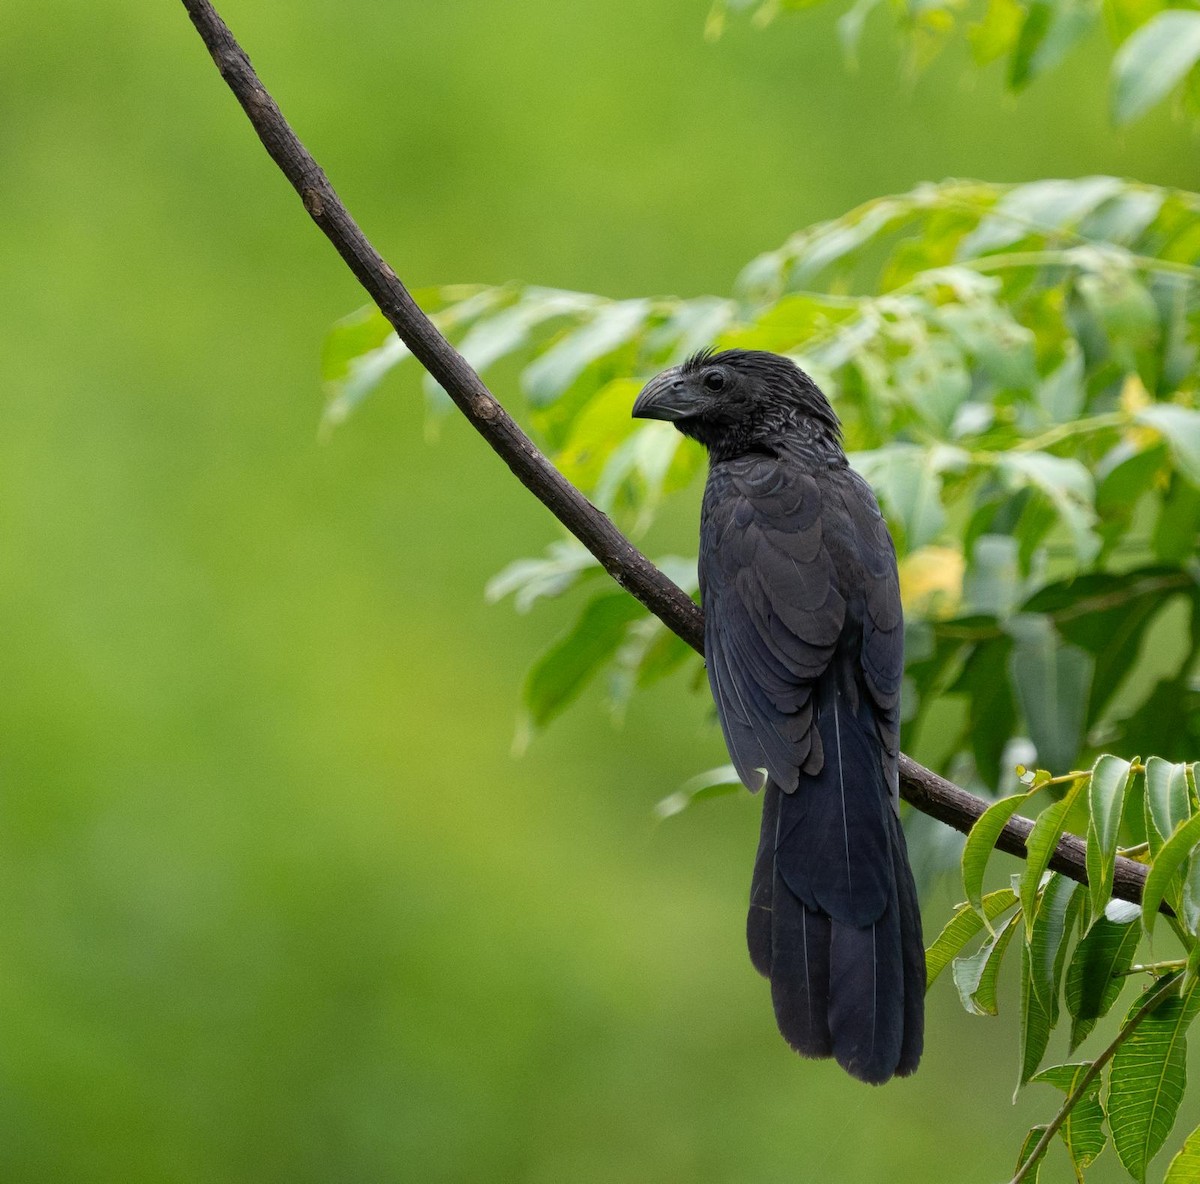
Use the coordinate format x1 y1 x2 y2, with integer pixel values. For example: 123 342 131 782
702 370 727 393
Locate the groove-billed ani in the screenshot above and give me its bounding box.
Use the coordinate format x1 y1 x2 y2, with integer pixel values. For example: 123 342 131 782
632 348 923 1084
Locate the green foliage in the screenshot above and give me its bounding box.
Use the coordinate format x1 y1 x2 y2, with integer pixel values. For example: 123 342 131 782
520 590 648 733
711 0 1200 126
1065 911 1143 1048
1089 755 1137 917
962 789 1042 917
945 758 1200 1183
329 177 1200 798
1164 1124 1200 1183
1109 978 1200 1181
1112 12 1200 125
651 765 745 820
953 909 1021 1013
925 886 1018 986
1032 1062 1107 1174
325 103 1199 1184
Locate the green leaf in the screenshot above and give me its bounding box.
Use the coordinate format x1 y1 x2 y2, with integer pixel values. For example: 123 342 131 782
321 310 407 425
1145 757 1193 858
653 766 744 820
926 888 1019 989
970 0 1023 65
850 445 957 550
1019 778 1085 922
1111 11 1200 125
958 177 1123 258
1064 912 1141 1051
553 377 645 492
1110 679 1200 766
1086 754 1135 919
837 0 884 66
1187 942 1200 992
1014 1125 1049 1183
634 626 696 690
485 542 599 613
1036 343 1085 424
1096 442 1166 519
998 452 1099 564
521 298 650 406
522 592 644 731
1044 569 1175 723
1142 813 1200 935
1138 405 1200 488
953 910 1021 1015
654 297 737 363
761 196 913 292
1110 978 1200 1181
1019 932 1055 1086
1026 872 1081 1017
1031 1061 1107 1171
963 534 1022 617
1077 267 1160 361
591 423 687 518
895 338 972 431
1184 847 1200 935
963 792 1037 922
949 632 1019 790
1165 1123 1200 1184
1154 477 1200 564
1010 0 1097 90
1007 615 1094 776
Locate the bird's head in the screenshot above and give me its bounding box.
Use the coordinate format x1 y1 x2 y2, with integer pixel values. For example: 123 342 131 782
631 349 842 464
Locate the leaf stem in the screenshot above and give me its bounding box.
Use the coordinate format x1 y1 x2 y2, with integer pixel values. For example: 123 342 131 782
1008 972 1182 1184
965 250 1200 284
1010 412 1127 454
1037 770 1091 788
1117 959 1187 976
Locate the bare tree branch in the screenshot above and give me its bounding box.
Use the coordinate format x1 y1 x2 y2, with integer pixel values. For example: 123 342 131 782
178 0 1155 911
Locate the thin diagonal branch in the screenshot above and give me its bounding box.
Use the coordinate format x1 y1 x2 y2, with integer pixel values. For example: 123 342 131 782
179 0 1157 912
1008 972 1183 1184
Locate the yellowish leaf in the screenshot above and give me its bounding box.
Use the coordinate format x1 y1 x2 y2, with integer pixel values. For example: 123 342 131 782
899 545 965 618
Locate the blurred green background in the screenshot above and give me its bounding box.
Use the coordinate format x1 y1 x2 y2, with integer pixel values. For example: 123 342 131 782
3 2 1198 1181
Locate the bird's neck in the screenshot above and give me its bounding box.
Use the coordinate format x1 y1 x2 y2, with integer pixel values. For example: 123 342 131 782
704 412 846 469
776 430 847 471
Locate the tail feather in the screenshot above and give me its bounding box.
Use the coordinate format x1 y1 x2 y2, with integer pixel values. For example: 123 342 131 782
891 808 926 1077
770 870 833 1058
747 783 780 977
828 906 903 1083
746 686 924 1084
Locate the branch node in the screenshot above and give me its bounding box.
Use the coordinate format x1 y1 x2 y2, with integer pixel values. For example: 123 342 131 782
471 395 499 421
302 187 325 218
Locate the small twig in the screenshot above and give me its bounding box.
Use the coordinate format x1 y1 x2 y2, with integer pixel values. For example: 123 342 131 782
1011 412 1127 454
967 249 1200 284
1009 972 1183 1184
1117 960 1187 976
1035 770 1091 788
178 0 1161 913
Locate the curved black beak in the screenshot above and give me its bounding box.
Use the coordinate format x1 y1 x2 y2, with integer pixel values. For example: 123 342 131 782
632 370 698 422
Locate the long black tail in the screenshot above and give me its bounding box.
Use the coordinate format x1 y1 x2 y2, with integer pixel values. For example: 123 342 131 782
746 687 924 1084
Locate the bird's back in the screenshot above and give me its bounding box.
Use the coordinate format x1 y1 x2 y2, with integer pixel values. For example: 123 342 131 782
699 449 922 1083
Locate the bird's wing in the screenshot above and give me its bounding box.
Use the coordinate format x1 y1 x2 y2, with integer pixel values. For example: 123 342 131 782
699 455 845 793
835 468 905 808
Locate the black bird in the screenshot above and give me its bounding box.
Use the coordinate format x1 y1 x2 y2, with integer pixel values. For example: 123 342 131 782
633 348 923 1084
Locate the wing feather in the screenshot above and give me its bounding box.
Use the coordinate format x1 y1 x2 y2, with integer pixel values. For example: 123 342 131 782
700 458 845 792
